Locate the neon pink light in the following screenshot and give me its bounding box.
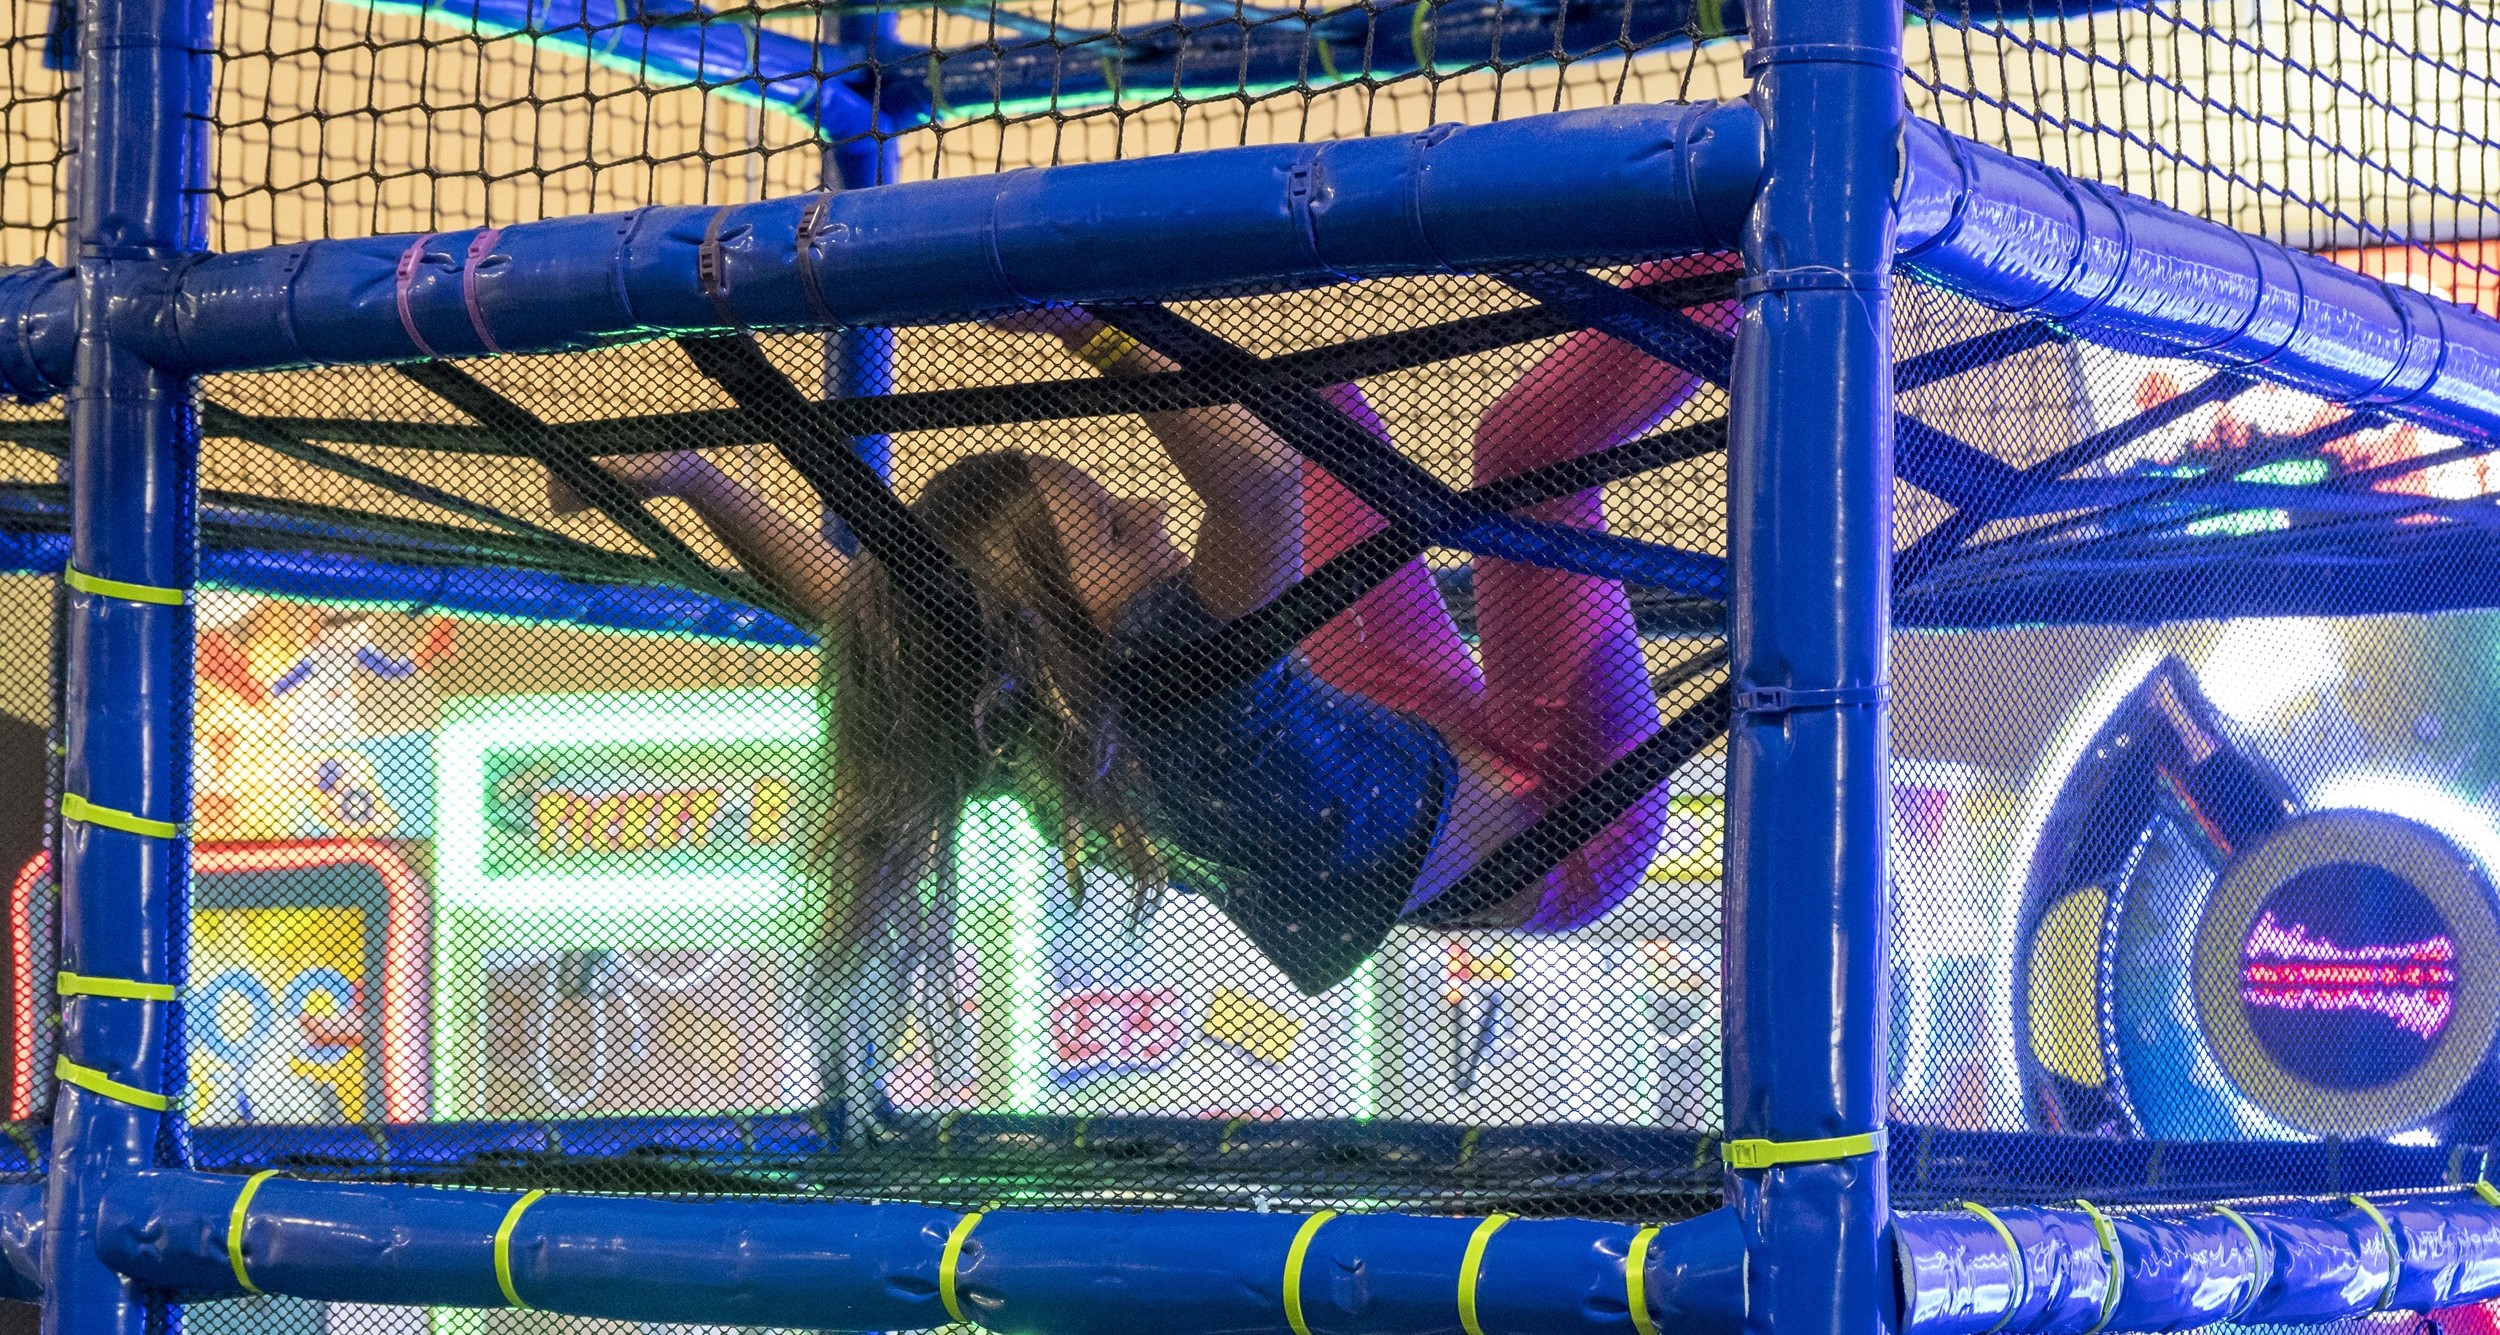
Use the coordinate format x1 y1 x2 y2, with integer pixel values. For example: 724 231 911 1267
2240 910 2456 1039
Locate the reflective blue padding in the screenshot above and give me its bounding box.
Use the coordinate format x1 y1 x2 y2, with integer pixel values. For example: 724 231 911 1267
52 101 1758 378
947 1210 1310 1335
94 1171 1746 1335
2105 1211 2263 1331
2377 1194 2500 1313
2243 1202 2391 1325
1894 1195 2500 1335
0 261 73 401
1898 119 2500 442
0 1183 40 1301
1895 1210 2025 1335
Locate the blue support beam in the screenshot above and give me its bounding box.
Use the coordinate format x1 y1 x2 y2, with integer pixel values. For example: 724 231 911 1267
1722 9 1898 1335
46 0 210 1328
0 101 1759 390
1897 120 2500 441
88 1171 1751 1335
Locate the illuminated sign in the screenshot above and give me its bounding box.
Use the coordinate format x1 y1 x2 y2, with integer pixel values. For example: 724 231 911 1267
2235 865 2459 1093
434 689 821 920
2194 810 2500 1138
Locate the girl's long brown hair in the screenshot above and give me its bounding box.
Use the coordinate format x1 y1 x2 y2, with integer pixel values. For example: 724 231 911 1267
820 450 1159 962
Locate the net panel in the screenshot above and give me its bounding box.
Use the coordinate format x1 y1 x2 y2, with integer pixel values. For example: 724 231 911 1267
0 260 1736 1242
1889 0 2500 1212
1910 2 2500 309
0 0 72 266
195 0 1749 251
1888 275 2500 1209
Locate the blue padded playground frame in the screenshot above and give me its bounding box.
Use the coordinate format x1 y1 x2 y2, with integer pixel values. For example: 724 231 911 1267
4 0 2500 1330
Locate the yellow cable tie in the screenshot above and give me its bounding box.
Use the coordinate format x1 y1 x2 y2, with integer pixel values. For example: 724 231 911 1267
61 793 187 840
227 1170 280 1295
494 1189 548 1309
2071 1199 2123 1335
1074 326 1140 373
54 1056 170 1112
1625 1224 1662 1335
1457 1213 1511 1335
2347 1196 2400 1312
1283 1210 1337 1335
62 563 189 607
1957 1202 2025 1335
2209 1204 2266 1323
57 972 176 1003
939 1211 984 1325
1722 1126 1885 1170
2475 1179 2499 1208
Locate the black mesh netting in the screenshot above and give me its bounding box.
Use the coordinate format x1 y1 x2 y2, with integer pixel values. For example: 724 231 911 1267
1888 278 2500 1210
0 262 1741 1240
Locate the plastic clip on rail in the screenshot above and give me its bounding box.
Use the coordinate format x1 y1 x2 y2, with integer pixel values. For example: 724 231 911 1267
939 1211 983 1324
1625 1224 1665 1335
1957 1202 2024 1335
53 1058 169 1113
59 795 186 841
2072 1199 2124 1335
1722 1127 1886 1170
1457 1214 1512 1335
54 974 176 1003
496 1190 549 1309
1282 1210 1336 1335
60 563 188 606
1733 684 1888 719
226 1171 279 1295
2347 1196 2403 1312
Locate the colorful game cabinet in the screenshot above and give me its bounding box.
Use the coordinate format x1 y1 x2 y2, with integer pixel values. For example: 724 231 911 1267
9 840 429 1124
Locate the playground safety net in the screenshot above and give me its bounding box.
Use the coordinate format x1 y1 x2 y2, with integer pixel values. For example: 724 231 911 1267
0 0 2498 1331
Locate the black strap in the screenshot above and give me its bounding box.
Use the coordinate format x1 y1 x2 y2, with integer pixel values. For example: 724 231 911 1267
1115 413 1729 712
673 335 988 757
674 335 977 612
398 361 814 630
1422 676 1732 925
1096 305 1721 592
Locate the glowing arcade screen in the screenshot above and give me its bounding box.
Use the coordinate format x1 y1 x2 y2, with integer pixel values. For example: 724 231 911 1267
2237 865 2458 1092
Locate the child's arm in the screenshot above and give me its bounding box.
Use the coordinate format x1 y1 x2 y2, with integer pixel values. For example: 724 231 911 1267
549 453 850 624
1003 310 1304 622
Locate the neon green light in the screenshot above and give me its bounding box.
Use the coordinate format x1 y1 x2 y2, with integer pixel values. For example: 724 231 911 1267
434 688 820 916
2239 457 2331 486
961 796 1052 1113
1347 955 1378 1120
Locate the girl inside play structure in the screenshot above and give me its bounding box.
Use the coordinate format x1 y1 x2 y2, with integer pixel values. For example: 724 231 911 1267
552 275 1724 994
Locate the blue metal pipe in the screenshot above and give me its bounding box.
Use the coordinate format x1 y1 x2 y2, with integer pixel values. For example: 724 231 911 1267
1897 119 2500 440
93 1170 1748 1335
48 0 210 1331
19 100 1748 376
0 528 816 646
1722 4 1898 1335
1895 1193 2500 1335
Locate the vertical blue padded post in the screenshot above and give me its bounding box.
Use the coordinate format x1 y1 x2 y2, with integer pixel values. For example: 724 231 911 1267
1722 0 1898 1334
45 0 207 1319
825 11 899 485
